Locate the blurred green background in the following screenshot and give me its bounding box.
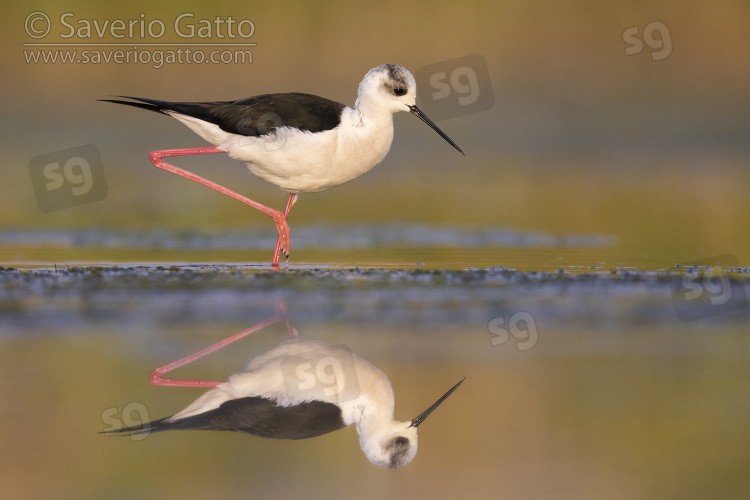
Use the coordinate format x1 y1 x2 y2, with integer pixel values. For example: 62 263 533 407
3 0 749 268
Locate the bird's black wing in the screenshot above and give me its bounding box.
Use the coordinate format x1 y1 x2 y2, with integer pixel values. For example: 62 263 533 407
104 396 347 440
101 93 346 137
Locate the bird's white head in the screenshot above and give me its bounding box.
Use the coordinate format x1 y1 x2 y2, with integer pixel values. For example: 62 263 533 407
359 419 419 469
355 64 464 154
357 377 465 469
356 64 418 114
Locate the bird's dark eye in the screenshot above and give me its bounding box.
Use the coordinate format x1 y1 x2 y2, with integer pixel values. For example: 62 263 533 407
393 87 407 96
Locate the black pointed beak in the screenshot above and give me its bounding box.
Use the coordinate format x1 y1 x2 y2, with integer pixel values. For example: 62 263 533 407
410 377 465 428
408 105 464 155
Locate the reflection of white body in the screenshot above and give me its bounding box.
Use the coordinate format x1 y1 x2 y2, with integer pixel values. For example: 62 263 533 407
116 340 464 469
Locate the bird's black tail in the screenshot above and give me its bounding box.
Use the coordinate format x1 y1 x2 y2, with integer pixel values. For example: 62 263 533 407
101 410 234 437
99 96 234 121
101 416 175 437
99 96 175 115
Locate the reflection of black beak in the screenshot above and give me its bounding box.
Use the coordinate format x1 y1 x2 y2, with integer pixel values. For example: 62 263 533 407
410 377 465 428
408 105 465 155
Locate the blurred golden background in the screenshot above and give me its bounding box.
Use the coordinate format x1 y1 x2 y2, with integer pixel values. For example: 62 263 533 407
3 3 750 499
2 0 749 268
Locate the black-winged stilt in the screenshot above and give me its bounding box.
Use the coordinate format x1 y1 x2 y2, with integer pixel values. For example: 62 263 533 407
103 64 464 268
108 322 464 469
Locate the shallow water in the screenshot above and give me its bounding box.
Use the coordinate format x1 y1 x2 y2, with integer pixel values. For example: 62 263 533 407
6 0 750 496
0 225 714 273
1 260 749 499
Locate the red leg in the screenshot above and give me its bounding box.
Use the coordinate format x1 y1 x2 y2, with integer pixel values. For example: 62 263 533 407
150 311 292 388
270 192 298 265
149 147 292 268
284 192 298 219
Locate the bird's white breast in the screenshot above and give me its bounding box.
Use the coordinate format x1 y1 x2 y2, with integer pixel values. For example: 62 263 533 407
169 108 395 194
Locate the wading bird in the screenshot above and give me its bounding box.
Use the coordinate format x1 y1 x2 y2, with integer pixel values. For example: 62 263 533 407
103 64 463 268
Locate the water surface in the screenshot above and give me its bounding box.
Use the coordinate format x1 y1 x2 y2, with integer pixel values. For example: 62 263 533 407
1 263 748 499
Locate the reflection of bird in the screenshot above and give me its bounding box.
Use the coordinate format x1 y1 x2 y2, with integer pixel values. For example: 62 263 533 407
103 64 463 268
109 340 464 469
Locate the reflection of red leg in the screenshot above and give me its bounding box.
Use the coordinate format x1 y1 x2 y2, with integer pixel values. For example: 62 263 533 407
149 303 297 388
149 315 283 388
149 147 292 268
284 318 298 339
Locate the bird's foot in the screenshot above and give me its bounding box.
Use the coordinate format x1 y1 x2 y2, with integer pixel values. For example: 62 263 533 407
270 213 291 269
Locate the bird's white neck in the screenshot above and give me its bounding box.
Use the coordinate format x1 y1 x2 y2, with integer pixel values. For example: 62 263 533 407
352 94 398 130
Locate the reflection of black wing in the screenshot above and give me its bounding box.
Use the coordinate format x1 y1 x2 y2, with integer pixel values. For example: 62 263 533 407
106 397 347 440
101 93 346 137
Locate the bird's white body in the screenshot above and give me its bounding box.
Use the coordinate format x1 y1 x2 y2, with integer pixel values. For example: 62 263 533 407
165 65 420 193
172 106 393 193
168 340 419 468
104 64 462 265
